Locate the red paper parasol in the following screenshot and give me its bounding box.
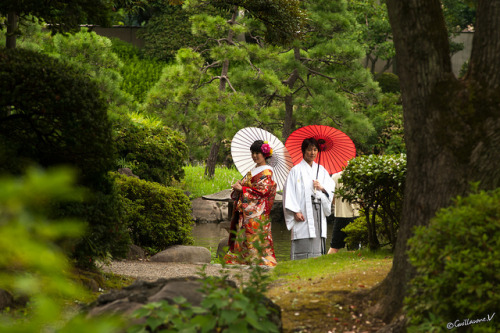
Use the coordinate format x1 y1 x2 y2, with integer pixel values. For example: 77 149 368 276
231 127 293 191
285 125 356 175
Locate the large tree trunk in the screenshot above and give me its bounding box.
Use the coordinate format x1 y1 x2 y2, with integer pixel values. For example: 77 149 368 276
204 7 238 178
371 0 500 326
6 12 18 49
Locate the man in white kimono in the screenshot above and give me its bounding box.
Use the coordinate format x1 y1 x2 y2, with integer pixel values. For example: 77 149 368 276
283 138 335 260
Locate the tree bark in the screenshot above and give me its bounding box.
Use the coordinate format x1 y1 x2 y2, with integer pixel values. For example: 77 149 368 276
204 7 238 178
6 12 18 49
282 47 301 140
372 0 500 325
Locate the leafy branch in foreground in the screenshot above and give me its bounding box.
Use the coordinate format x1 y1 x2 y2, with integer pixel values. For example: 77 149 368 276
0 167 124 332
129 222 280 332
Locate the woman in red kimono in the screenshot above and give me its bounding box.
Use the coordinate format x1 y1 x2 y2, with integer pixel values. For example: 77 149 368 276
225 140 278 267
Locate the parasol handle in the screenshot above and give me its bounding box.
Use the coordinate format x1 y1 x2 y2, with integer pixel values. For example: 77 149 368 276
316 138 326 179
316 150 321 180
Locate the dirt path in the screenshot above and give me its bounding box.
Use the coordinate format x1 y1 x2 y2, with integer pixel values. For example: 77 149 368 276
101 260 260 282
103 259 392 332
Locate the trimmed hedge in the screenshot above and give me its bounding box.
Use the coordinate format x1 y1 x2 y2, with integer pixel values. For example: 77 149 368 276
114 116 188 185
115 174 194 254
405 187 500 332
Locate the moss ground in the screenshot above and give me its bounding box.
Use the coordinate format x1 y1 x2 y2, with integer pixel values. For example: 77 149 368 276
266 250 393 332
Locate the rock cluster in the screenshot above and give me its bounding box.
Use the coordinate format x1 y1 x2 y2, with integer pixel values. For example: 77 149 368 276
85 277 282 331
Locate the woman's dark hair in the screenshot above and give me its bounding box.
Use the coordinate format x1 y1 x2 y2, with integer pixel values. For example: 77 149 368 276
250 140 270 160
301 137 319 155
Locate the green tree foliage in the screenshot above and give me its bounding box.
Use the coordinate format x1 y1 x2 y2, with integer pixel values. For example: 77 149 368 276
338 154 406 250
405 187 499 332
275 0 379 143
114 174 194 254
47 28 135 107
0 0 113 32
114 113 188 184
441 0 476 55
363 92 405 154
0 0 114 47
346 0 395 75
137 2 213 61
5 21 136 109
143 14 288 162
144 0 379 165
207 0 307 46
111 38 166 102
442 0 476 32
0 48 130 267
0 167 124 332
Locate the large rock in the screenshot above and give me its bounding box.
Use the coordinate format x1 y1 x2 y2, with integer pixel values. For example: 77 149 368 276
118 167 139 178
86 277 203 318
0 289 13 311
216 237 229 260
191 197 228 223
150 245 211 264
127 244 147 260
0 289 28 310
86 277 282 331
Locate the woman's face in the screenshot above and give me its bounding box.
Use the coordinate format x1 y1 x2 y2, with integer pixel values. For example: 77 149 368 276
252 151 266 166
303 145 318 165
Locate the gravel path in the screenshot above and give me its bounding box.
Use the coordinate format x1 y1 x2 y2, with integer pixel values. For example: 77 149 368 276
101 260 266 283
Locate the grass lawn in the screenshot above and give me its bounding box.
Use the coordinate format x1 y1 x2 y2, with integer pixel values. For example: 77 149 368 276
266 249 393 332
177 165 241 198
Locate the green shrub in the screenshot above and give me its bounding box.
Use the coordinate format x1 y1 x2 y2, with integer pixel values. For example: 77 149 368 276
405 187 500 333
375 72 400 93
338 154 406 250
0 47 130 267
115 174 194 254
114 113 188 185
459 60 469 78
111 38 166 102
0 167 124 332
342 212 386 250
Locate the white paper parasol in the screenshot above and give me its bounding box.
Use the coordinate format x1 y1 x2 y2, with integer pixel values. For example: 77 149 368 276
231 127 293 191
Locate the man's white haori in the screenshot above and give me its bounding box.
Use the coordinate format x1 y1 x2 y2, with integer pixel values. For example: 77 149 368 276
283 159 335 240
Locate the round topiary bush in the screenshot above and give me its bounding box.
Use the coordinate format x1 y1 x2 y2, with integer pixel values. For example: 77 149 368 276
405 187 500 332
343 213 385 250
114 116 188 185
375 72 400 93
115 173 194 254
0 47 112 186
0 47 130 267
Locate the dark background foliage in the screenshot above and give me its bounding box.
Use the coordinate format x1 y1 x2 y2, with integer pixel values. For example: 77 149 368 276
0 48 130 266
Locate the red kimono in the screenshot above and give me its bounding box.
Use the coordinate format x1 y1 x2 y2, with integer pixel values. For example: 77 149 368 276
225 165 277 267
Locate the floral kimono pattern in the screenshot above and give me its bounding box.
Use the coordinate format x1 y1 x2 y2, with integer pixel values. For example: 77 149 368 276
225 167 277 267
